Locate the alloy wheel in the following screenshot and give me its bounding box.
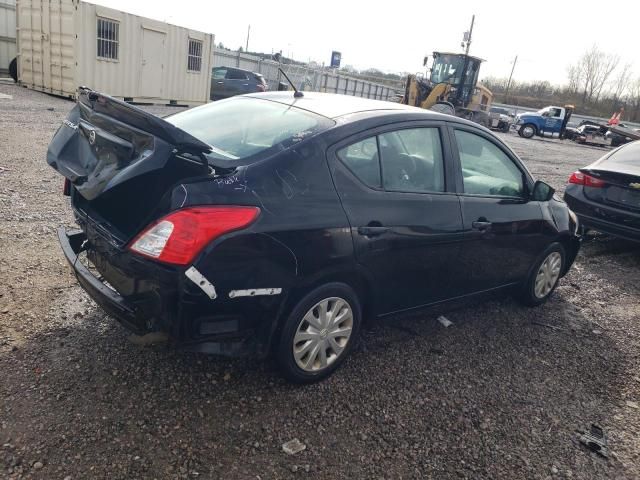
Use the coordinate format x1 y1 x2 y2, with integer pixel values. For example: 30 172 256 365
292 297 353 372
534 251 562 299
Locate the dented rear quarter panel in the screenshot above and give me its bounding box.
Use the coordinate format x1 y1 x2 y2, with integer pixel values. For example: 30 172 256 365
161 137 355 354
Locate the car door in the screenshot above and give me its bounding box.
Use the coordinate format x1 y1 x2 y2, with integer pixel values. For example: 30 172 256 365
211 67 228 99
449 125 548 294
327 121 464 315
225 68 250 97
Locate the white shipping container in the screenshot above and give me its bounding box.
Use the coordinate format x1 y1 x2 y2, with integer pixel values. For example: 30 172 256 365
16 0 214 104
0 0 16 75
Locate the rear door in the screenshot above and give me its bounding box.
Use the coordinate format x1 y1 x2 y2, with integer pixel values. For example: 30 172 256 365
328 121 464 315
449 125 548 294
224 68 251 97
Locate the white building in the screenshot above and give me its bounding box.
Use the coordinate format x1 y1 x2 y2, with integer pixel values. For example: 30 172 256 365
16 0 214 104
0 0 16 76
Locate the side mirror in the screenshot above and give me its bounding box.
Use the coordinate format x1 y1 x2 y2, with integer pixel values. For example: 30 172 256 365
531 180 555 201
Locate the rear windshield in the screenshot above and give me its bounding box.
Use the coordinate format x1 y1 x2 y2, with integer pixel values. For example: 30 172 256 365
166 97 334 163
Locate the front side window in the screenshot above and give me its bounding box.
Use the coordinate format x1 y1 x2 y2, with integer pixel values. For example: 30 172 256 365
188 39 202 72
97 18 119 60
455 130 524 197
379 128 445 193
337 137 381 188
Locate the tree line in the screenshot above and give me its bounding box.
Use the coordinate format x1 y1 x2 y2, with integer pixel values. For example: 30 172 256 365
482 46 640 121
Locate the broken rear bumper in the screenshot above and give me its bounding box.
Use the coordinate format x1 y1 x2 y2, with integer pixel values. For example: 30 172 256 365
57 227 281 358
57 227 148 334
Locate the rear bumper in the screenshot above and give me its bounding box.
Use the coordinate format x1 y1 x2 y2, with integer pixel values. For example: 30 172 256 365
57 227 274 356
564 189 640 243
58 228 149 334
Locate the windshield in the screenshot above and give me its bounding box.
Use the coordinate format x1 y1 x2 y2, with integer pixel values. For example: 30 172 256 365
166 97 334 163
430 54 465 84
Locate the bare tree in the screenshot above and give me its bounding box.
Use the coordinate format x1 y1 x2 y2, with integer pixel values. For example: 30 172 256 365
567 64 582 95
627 77 640 122
577 45 620 104
611 63 633 104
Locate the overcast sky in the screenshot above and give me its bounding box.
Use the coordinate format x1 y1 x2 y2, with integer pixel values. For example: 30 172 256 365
93 0 640 85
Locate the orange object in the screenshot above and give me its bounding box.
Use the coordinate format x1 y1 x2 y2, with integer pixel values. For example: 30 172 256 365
608 107 624 126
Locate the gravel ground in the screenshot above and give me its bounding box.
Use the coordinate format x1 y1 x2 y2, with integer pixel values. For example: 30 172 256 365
1 83 639 480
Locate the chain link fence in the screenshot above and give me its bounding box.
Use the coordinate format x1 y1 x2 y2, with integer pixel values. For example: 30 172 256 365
212 47 400 101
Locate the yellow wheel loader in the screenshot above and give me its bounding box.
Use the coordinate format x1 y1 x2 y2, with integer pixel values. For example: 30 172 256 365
403 52 494 127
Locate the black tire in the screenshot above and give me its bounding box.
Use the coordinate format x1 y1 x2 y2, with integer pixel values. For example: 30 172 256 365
519 123 536 139
9 57 17 83
517 242 566 307
502 122 510 133
276 282 361 383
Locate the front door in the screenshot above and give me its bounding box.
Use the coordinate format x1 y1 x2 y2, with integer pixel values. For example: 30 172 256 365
328 122 464 315
449 126 548 294
139 29 165 98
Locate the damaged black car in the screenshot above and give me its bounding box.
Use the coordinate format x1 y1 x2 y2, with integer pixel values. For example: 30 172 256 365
48 88 580 382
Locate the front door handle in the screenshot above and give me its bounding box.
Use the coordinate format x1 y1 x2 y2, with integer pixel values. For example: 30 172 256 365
472 221 492 231
358 226 389 237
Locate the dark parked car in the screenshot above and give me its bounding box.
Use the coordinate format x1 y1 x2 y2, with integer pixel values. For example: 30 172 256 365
210 66 267 100
564 141 640 242
48 88 580 382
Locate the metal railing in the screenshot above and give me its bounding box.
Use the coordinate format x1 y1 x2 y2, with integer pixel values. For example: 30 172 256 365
212 47 399 101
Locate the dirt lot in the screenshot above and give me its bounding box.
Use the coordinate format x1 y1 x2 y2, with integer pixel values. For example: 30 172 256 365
1 83 639 480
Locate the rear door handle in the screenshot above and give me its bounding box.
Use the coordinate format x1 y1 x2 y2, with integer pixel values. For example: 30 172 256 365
357 226 389 237
472 221 492 231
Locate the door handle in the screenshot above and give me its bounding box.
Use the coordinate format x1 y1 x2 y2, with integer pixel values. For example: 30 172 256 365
216 81 224 84
472 221 492 231
358 226 389 237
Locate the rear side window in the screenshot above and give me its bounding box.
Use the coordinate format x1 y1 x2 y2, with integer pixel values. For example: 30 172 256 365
213 68 227 79
337 138 381 188
166 97 334 162
337 127 445 193
227 69 248 80
379 128 444 193
455 130 524 197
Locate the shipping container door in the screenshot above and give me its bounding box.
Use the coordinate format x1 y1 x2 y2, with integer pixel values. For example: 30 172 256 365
40 1 51 90
139 28 164 98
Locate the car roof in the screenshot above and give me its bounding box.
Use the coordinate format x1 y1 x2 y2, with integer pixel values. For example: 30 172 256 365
244 91 442 120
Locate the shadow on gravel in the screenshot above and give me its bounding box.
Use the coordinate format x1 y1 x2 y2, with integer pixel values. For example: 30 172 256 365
1 287 632 479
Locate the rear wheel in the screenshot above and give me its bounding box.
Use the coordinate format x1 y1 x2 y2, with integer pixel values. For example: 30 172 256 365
520 123 536 139
276 283 361 383
517 243 565 306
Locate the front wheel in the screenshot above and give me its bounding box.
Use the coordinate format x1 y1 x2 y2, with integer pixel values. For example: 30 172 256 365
517 243 565 307
519 123 536 139
276 283 361 383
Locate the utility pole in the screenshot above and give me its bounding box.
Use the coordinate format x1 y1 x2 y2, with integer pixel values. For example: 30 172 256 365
456 14 475 105
464 15 475 56
245 25 250 52
504 55 518 103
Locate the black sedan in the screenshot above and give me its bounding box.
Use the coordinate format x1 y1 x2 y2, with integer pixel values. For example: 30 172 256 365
564 141 640 242
47 88 580 382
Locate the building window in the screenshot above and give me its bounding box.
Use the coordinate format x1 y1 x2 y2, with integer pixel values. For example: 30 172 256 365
97 18 119 60
188 39 202 72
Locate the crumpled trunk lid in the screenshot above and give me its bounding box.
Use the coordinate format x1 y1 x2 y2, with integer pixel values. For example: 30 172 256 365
47 88 212 238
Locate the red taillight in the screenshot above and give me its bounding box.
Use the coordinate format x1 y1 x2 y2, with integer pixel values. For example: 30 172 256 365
128 206 260 265
63 178 71 196
256 84 266 92
568 171 605 188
